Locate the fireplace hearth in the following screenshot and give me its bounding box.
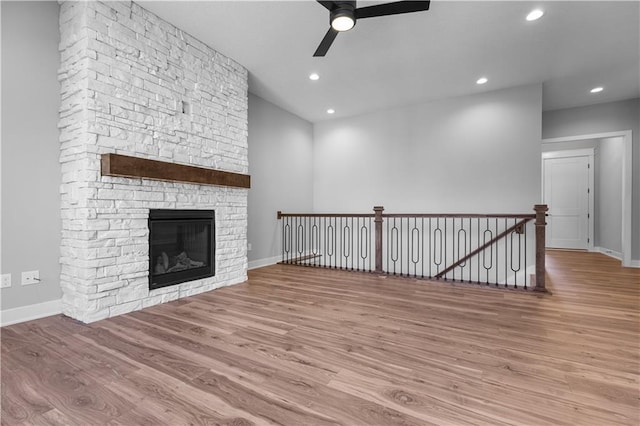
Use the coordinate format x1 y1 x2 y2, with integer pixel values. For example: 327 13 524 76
149 210 215 290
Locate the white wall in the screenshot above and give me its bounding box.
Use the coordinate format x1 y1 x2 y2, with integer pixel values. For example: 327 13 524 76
542 98 639 260
1 1 61 311
313 84 543 214
597 137 623 253
247 94 314 267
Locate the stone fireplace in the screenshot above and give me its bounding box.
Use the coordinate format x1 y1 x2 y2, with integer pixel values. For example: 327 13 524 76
58 0 249 322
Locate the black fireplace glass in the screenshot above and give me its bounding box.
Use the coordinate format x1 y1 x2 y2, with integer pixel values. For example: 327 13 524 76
149 210 215 290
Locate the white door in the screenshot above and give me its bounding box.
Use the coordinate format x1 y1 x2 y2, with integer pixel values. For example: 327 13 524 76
543 155 591 249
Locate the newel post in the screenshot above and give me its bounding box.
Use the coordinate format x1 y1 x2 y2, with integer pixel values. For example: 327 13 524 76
534 204 549 293
374 206 384 274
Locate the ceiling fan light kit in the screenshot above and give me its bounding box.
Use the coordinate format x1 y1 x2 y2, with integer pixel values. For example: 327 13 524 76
330 3 356 31
314 0 431 57
332 14 355 31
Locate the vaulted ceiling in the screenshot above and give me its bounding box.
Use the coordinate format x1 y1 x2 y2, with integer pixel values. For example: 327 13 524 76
142 1 640 123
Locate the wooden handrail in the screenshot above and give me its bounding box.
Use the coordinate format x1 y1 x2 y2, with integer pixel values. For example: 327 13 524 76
277 211 374 219
277 211 535 219
383 213 536 219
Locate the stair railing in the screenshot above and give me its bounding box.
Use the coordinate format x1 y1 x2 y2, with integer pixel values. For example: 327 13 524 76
277 205 548 292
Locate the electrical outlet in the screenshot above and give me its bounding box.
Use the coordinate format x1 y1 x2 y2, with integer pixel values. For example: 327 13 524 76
21 270 40 286
248 243 252 251
1 274 11 289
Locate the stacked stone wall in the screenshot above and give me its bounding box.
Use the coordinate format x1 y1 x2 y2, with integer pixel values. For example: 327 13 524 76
58 0 248 322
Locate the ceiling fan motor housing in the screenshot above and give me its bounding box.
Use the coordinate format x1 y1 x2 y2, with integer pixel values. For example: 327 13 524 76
330 1 357 30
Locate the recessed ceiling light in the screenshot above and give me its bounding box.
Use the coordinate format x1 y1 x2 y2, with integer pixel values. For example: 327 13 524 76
309 73 320 81
327 108 335 114
476 77 488 85
590 87 604 93
526 9 544 21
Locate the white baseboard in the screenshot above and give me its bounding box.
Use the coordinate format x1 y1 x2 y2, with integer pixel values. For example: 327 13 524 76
591 247 640 268
1 298 62 327
593 246 623 261
248 255 281 270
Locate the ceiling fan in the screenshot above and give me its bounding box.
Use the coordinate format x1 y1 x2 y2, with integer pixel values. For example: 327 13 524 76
313 1 431 57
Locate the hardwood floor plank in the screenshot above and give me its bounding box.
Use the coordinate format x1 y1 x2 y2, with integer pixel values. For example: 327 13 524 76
43 332 140 383
2 250 638 425
0 363 53 425
1 342 136 425
27 408 74 426
104 369 258 425
0 326 50 355
78 326 210 383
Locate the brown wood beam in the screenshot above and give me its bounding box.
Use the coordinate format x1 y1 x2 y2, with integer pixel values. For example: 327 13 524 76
101 153 250 189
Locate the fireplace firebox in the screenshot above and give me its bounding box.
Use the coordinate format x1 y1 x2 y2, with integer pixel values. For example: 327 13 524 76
149 209 215 290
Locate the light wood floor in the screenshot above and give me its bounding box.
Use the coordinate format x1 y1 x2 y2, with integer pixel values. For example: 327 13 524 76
1 250 638 425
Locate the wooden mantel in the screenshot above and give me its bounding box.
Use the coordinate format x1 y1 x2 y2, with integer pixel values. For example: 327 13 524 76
101 153 250 189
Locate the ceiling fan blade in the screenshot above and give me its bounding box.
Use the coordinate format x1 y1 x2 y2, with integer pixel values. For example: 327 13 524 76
313 27 339 57
317 1 336 11
355 1 430 19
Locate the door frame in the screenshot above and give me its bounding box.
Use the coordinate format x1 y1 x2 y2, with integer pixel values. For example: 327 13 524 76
542 130 632 267
542 148 595 251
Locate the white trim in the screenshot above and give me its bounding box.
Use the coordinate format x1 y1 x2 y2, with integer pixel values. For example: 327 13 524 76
543 131 629 144
542 148 595 159
1 299 62 327
630 260 640 268
541 148 595 251
542 130 633 267
248 255 281 270
592 246 623 261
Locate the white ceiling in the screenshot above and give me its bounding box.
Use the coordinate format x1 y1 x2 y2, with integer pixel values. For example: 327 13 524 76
141 1 640 123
